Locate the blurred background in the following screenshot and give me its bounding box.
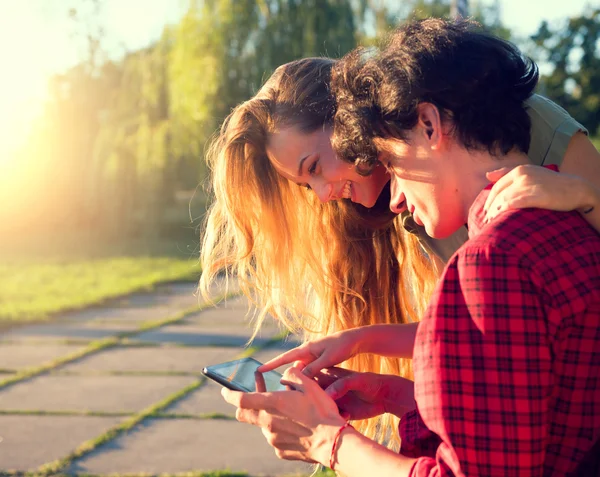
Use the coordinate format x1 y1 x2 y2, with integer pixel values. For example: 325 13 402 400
1 0 599 324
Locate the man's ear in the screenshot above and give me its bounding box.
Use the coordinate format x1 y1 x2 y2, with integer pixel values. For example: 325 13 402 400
417 103 443 150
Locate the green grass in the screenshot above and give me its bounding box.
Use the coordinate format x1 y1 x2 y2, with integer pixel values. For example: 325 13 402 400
0 257 201 323
591 135 600 151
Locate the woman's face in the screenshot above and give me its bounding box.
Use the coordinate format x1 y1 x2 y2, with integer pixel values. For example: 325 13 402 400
267 126 390 208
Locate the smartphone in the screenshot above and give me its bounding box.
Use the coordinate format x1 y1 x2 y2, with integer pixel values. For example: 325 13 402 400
202 357 286 392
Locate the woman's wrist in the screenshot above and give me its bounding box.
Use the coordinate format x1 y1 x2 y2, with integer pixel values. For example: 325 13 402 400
348 325 377 355
328 424 360 470
329 422 354 470
577 179 600 214
314 420 350 467
328 426 417 477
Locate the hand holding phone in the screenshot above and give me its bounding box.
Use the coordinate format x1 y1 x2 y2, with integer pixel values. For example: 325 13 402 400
202 357 286 392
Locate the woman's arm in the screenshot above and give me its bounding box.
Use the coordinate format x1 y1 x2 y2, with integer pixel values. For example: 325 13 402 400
258 322 419 376
333 427 417 476
560 132 600 231
484 133 600 232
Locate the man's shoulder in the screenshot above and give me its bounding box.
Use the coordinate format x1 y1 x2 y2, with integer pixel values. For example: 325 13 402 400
463 206 600 267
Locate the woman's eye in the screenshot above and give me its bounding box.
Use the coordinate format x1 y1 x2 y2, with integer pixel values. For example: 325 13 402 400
308 159 319 175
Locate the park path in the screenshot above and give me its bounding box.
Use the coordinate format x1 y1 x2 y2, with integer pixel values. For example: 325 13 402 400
0 281 315 477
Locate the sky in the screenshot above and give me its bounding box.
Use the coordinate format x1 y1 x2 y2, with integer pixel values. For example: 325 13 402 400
0 0 597 163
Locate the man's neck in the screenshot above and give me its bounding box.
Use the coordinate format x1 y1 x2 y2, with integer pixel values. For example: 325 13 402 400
452 146 531 223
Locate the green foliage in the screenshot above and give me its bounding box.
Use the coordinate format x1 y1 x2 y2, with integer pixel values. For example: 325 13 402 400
399 0 510 39
10 0 516 248
531 9 600 134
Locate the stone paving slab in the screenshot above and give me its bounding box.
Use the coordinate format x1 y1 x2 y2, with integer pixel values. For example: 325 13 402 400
184 313 282 335
177 314 276 334
200 295 250 310
61 346 240 374
175 296 281 334
68 418 311 476
0 415 122 471
164 381 234 416
0 343 86 371
61 305 180 325
0 322 136 343
61 283 204 324
183 297 282 331
0 375 195 412
184 295 255 319
133 324 278 348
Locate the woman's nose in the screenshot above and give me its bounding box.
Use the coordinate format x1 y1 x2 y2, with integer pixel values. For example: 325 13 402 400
313 182 333 203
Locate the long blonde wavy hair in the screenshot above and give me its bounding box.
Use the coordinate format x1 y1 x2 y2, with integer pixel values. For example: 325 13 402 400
199 58 437 446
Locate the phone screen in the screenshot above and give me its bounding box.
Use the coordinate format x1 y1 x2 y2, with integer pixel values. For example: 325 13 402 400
203 357 286 392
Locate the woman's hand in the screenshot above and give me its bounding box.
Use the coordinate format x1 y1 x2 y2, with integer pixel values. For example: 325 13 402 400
484 164 598 221
315 367 415 420
257 328 365 377
221 363 346 465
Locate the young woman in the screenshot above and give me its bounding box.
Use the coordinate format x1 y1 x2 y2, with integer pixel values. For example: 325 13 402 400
200 26 600 444
222 19 600 476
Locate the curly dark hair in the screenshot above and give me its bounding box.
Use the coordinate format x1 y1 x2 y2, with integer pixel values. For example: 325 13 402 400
330 18 539 175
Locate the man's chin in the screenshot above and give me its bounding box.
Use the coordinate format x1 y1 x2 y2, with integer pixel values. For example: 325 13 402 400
427 222 463 240
425 223 448 239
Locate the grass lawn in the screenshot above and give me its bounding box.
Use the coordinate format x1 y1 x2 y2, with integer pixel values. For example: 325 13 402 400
0 256 201 323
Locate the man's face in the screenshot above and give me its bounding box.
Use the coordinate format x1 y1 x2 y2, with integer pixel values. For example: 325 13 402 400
384 135 465 239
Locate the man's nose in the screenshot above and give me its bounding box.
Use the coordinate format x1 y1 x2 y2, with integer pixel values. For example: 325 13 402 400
389 180 406 214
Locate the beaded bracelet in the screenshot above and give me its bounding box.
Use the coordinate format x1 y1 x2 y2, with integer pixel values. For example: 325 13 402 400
329 421 354 471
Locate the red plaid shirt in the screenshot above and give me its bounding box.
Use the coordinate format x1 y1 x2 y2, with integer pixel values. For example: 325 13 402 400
399 178 600 476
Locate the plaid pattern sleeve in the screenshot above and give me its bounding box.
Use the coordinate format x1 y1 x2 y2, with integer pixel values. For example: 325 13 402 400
406 200 600 476
399 407 441 458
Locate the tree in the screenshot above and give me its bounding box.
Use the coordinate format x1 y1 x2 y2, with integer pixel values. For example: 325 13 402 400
531 9 600 134
406 0 509 39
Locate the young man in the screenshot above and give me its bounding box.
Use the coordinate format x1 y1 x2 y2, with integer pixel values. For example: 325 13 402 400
331 18 600 476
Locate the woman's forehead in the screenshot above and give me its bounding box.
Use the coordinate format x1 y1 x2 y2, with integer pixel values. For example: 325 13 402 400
266 127 331 176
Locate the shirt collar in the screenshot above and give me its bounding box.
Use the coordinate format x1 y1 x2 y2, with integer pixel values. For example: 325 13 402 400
467 187 491 238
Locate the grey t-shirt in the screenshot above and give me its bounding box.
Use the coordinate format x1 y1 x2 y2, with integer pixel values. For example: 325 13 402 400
403 94 589 263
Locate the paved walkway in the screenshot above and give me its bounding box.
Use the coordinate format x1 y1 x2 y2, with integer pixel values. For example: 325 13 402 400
0 283 315 477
